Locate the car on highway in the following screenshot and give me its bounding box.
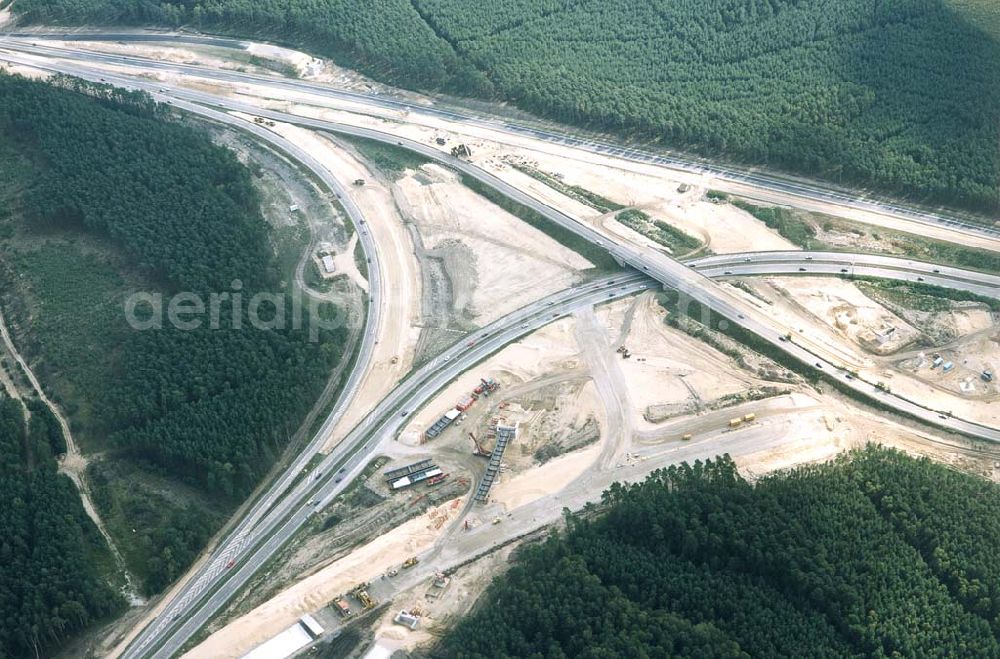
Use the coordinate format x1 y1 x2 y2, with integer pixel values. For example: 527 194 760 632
744 257 752 262
805 256 813 260
933 268 940 273
737 313 745 319
400 411 408 417
724 270 732 275
815 362 823 368
467 340 476 347
443 356 450 361
798 267 807 272
226 559 235 569
840 268 848 273
917 277 924 282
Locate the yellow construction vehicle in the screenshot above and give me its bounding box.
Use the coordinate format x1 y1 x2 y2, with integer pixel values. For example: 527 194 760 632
681 433 693 441
728 418 743 429
743 413 756 422
402 557 419 569
357 590 376 610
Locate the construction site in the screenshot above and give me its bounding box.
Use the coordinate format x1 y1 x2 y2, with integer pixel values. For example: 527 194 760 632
22 34 998 659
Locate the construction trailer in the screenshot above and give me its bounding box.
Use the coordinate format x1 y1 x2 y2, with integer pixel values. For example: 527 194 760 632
729 418 743 428
299 614 324 639
390 467 443 490
743 413 756 422
474 423 517 503
425 408 461 440
385 459 435 483
943 361 955 373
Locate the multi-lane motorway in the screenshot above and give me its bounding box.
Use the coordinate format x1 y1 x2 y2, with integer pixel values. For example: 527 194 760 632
1 37 998 657
2 32 997 242
143 275 657 658
689 252 1000 300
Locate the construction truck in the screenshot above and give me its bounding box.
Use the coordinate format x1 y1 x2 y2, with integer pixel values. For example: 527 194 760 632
729 418 743 429
357 590 376 610
353 178 366 186
681 433 693 441
743 413 756 422
402 556 419 569
451 143 472 158
333 597 351 618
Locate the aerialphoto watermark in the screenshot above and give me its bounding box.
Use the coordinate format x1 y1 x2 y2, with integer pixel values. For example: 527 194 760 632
124 279 352 341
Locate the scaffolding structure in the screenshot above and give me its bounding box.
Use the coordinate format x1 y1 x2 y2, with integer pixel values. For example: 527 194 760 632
474 423 517 503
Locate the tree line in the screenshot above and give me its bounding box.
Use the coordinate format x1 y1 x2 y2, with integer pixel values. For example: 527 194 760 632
437 446 1000 657
0 395 124 658
12 0 1000 213
0 72 349 606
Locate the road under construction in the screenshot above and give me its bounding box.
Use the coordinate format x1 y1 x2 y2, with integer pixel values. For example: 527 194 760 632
1 33 997 658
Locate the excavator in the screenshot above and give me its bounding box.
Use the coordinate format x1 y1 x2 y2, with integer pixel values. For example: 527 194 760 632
469 432 490 458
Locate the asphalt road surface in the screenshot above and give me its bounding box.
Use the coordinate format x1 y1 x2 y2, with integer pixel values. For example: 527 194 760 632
2 43 997 657
1 33 997 242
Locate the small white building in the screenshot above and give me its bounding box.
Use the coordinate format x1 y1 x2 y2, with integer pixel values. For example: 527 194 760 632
394 610 420 630
321 255 336 273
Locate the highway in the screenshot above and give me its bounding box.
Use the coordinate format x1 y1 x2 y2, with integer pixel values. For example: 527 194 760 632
142 275 657 658
0 33 997 242
2 43 998 656
100 97 388 657
689 251 1000 300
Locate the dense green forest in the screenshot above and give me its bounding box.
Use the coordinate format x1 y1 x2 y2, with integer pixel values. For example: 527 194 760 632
0 72 347 597
0 395 124 658
438 447 1000 657
13 0 1000 213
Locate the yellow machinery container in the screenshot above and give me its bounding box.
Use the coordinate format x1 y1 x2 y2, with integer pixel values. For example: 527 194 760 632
743 413 756 422
681 433 693 441
729 418 742 428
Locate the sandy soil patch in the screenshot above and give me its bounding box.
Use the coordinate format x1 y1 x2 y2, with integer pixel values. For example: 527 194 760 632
184 498 464 659
501 154 797 255
491 442 601 510
330 232 369 293
771 276 921 355
395 164 591 325
595 293 776 430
